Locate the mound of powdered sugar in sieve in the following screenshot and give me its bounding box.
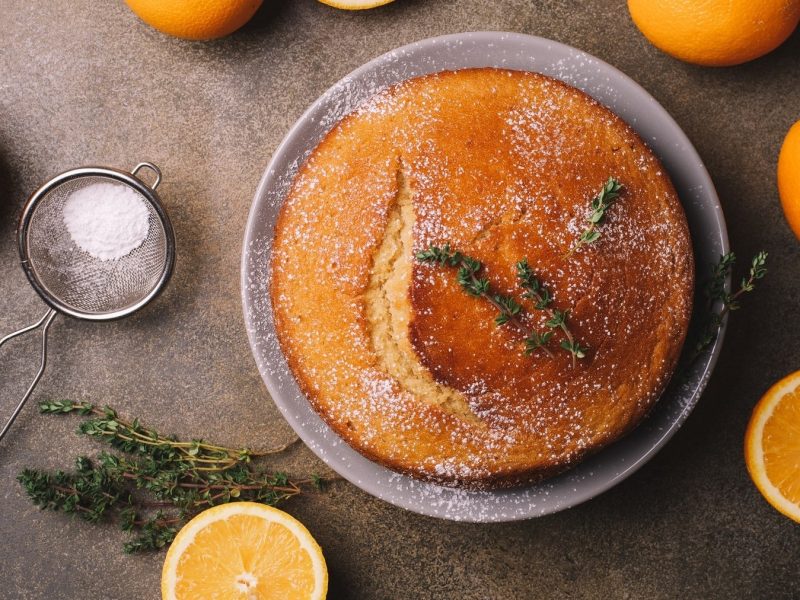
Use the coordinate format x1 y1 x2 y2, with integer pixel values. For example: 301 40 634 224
62 182 150 261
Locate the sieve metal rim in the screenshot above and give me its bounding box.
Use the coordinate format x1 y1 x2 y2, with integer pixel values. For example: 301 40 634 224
17 164 176 321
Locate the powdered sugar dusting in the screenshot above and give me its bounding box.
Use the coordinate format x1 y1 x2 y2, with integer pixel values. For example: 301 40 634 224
269 66 693 487
241 33 728 522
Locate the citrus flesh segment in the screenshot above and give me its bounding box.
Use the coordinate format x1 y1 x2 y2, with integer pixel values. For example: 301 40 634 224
745 371 800 523
162 502 327 600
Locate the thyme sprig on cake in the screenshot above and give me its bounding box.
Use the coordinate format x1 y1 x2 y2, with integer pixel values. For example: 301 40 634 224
688 250 768 363
18 401 329 553
416 245 587 364
567 177 623 256
417 245 555 358
517 258 587 366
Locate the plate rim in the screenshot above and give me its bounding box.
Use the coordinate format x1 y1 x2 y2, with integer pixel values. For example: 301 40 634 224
241 31 729 522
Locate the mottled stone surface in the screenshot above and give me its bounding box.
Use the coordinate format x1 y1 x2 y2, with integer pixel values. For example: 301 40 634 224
0 1 798 598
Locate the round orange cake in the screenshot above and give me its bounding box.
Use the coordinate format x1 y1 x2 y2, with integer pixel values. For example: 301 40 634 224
270 68 694 488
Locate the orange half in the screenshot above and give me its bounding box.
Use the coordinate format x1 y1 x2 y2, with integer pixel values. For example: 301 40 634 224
745 370 800 523
317 0 395 9
161 502 328 599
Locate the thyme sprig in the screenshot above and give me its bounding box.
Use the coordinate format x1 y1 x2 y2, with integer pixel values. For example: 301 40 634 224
38 400 297 469
417 245 588 364
417 245 555 358
18 401 329 553
516 259 587 367
688 251 768 363
567 177 623 256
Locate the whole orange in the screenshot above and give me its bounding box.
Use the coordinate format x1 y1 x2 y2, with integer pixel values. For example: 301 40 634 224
124 0 263 40
778 120 800 241
627 0 800 66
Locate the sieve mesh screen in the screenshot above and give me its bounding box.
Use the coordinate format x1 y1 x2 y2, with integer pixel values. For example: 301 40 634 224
24 175 169 315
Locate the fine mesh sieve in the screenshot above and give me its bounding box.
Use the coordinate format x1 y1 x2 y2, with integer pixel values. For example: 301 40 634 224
0 163 175 442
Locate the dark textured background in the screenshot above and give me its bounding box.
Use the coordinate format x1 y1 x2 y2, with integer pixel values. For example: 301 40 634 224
1 1 799 598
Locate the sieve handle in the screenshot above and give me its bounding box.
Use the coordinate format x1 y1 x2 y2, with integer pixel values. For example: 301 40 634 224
131 162 162 190
0 309 57 443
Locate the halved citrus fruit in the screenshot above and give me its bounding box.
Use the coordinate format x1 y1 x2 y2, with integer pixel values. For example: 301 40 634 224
745 370 800 523
317 0 395 9
162 502 328 599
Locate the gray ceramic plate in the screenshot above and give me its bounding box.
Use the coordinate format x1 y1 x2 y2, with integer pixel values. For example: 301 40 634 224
241 32 728 522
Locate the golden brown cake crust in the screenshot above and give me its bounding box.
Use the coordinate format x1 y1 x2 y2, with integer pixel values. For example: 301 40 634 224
270 68 694 488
